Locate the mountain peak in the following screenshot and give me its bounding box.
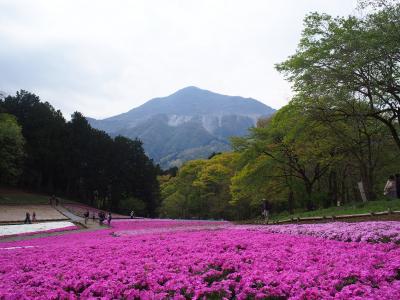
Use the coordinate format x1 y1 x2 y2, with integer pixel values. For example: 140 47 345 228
87 87 276 168
179 86 202 91
171 86 209 96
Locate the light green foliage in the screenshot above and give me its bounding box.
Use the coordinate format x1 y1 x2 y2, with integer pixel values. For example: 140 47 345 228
0 113 25 184
276 0 400 149
160 153 240 219
231 103 339 211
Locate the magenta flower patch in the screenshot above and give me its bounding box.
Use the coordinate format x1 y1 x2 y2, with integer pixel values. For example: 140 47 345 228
0 220 399 299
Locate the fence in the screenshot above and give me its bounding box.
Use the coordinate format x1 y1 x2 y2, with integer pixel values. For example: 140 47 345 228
270 210 400 225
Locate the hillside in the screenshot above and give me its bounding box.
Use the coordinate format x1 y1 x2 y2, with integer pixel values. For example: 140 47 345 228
88 87 275 168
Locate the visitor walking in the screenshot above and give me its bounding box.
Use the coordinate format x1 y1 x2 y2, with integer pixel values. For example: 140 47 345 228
84 210 89 224
92 212 95 223
395 174 400 199
130 210 135 219
98 211 105 225
32 211 36 223
24 212 31 224
107 212 112 226
49 195 56 206
384 175 397 198
262 199 271 224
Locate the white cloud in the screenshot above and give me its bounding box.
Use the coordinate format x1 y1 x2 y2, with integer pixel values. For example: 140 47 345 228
0 0 357 119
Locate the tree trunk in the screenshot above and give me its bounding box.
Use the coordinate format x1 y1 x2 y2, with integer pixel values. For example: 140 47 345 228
288 190 294 214
328 170 338 207
360 164 376 201
304 181 314 211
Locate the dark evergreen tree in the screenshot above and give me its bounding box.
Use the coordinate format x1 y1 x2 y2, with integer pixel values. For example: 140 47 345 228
0 91 160 216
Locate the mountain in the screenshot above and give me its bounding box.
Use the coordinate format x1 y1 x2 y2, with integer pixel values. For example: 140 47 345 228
88 86 275 168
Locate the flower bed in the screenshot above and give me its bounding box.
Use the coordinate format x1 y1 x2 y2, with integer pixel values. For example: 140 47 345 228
110 219 231 236
0 220 399 299
243 221 400 244
0 221 79 239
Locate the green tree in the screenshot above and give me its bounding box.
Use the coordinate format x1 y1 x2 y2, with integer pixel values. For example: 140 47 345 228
0 113 25 184
0 90 68 191
160 153 239 219
1 91 160 216
232 103 340 211
276 0 400 149
293 96 394 201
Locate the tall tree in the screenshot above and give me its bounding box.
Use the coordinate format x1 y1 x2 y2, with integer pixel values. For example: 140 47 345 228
232 103 340 210
0 90 68 191
0 113 25 184
1 91 160 216
276 0 400 149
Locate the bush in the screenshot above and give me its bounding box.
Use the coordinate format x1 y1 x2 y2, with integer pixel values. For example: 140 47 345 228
119 197 146 217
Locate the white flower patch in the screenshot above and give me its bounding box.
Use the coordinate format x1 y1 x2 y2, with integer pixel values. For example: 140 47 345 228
0 221 76 237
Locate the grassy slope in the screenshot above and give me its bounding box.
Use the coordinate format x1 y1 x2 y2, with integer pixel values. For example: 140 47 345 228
271 198 400 222
0 192 50 205
0 188 76 205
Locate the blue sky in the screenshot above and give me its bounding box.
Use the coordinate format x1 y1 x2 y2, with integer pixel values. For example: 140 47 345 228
0 0 357 119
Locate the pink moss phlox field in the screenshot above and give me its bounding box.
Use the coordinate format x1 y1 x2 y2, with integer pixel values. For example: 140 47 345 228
244 221 400 244
0 220 400 299
110 219 232 236
0 225 78 239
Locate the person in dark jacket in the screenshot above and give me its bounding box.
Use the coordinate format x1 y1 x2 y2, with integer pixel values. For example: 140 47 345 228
98 211 103 225
262 199 271 224
107 212 112 226
24 212 31 224
395 174 400 199
83 210 89 224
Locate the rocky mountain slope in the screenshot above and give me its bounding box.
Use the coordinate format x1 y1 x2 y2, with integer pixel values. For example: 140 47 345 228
88 87 275 168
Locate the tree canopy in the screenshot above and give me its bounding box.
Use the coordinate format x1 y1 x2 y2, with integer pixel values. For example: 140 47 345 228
0 91 160 216
276 0 400 149
0 113 25 184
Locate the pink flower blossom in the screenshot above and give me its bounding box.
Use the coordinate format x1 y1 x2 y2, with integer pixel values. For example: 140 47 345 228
0 220 399 299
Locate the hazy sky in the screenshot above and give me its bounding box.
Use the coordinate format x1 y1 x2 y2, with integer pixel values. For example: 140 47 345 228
0 0 358 119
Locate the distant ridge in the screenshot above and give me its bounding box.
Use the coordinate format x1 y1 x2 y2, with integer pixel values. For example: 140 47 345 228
88 87 275 168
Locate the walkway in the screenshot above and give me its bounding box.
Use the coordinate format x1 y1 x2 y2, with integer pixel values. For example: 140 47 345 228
55 205 104 230
55 205 85 223
0 207 107 243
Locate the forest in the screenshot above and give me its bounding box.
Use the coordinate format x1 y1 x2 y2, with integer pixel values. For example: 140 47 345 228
159 0 400 220
0 91 160 216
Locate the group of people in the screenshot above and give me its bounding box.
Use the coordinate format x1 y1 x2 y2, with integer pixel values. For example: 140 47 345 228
24 211 37 224
49 195 59 206
83 210 112 226
384 174 400 198
98 211 112 226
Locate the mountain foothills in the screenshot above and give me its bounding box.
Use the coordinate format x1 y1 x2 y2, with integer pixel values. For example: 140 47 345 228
88 87 275 168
